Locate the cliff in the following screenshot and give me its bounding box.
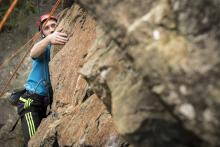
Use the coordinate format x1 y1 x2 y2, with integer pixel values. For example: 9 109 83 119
9 0 220 147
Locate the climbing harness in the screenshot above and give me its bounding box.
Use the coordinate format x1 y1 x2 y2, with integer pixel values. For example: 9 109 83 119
8 88 26 106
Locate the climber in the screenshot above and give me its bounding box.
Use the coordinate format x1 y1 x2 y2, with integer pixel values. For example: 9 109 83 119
17 13 68 147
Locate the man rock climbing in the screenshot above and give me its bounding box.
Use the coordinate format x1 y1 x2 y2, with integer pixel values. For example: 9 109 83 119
17 13 68 146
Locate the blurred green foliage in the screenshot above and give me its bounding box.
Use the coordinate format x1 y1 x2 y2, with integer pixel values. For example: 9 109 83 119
0 0 37 31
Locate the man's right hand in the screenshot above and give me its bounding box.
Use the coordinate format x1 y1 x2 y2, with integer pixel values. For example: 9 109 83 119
47 31 69 45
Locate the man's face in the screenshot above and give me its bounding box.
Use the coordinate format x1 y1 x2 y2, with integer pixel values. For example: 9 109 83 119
42 19 57 36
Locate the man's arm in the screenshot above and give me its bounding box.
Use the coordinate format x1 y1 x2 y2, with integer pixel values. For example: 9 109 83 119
30 31 68 58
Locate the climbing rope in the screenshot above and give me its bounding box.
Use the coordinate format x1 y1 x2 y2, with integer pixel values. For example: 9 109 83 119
0 0 62 98
0 46 27 70
0 0 19 32
0 33 40 96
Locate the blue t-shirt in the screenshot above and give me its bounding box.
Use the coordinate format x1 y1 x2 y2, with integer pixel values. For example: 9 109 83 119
24 44 51 96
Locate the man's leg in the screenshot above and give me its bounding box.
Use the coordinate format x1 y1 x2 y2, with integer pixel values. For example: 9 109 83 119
20 111 41 147
18 92 48 146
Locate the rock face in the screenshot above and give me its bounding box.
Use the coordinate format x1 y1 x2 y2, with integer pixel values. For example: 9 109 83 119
29 1 220 147
29 5 126 147
0 97 23 147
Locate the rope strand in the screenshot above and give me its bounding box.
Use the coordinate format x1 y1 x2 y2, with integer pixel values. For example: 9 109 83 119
0 0 19 31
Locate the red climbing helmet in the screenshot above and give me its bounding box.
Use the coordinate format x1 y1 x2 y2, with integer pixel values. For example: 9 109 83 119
37 13 57 31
